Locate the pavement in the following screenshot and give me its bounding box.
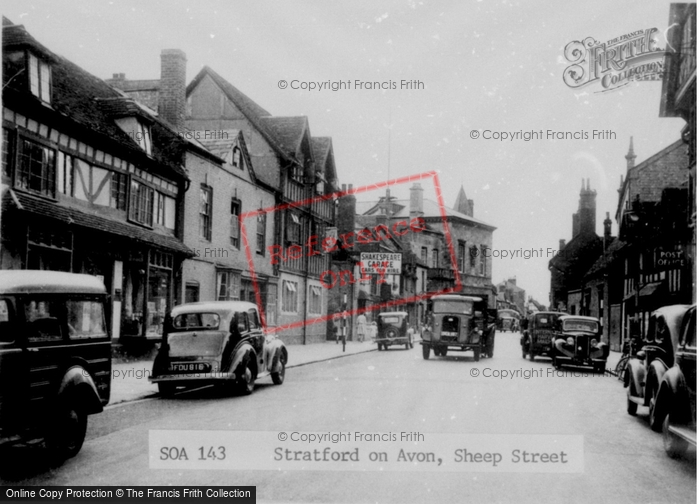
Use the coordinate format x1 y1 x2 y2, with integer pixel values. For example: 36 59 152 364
108 339 379 406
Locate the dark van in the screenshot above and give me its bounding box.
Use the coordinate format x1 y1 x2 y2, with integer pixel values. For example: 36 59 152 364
0 271 111 460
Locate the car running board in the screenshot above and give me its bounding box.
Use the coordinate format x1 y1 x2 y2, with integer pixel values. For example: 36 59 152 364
667 424 697 446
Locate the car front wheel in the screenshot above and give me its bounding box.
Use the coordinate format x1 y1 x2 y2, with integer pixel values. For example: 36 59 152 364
46 402 87 460
271 360 285 385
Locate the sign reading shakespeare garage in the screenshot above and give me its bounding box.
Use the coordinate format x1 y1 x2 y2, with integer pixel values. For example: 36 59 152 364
361 253 402 275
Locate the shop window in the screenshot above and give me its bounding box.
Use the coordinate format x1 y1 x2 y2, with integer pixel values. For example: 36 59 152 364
129 179 154 226
16 138 56 198
200 184 213 240
282 280 298 313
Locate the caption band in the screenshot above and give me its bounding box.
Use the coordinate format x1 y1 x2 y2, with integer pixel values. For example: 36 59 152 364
149 430 584 473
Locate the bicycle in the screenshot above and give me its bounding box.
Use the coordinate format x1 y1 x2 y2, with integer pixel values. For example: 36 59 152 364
615 338 632 382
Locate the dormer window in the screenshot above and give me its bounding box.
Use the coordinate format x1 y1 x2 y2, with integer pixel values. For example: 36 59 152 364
231 146 242 169
28 53 51 104
114 117 152 155
134 121 152 155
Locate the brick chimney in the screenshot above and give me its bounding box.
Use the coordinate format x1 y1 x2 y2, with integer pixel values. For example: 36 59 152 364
107 73 127 90
572 213 580 237
337 184 356 238
409 183 424 216
159 49 187 132
604 211 612 241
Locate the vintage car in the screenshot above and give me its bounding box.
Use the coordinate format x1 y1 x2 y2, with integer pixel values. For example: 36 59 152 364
626 304 692 432
521 311 561 361
150 301 287 396
421 294 496 361
0 271 111 461
375 311 413 350
498 309 521 332
654 305 696 457
552 315 608 372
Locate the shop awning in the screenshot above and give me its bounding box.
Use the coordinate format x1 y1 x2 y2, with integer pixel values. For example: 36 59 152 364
6 189 194 256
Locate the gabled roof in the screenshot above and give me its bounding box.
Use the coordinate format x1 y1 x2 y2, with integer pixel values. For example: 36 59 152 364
311 137 332 167
259 116 309 157
197 129 260 185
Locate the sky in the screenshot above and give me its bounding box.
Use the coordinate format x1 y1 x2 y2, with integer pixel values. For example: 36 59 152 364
2 0 688 303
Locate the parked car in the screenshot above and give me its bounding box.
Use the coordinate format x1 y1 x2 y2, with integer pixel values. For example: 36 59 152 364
652 305 696 457
625 304 692 431
0 271 111 461
150 301 287 396
521 311 561 361
375 311 413 350
421 295 496 361
552 315 608 372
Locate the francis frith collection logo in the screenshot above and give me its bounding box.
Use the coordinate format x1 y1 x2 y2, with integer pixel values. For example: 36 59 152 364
562 27 666 92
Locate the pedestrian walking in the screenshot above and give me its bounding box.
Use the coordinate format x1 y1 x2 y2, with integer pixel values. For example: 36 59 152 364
356 313 367 342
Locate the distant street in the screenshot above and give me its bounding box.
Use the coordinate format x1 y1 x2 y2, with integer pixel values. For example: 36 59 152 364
1 332 695 504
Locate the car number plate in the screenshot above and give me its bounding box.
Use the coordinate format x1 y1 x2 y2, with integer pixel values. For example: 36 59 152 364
170 362 211 373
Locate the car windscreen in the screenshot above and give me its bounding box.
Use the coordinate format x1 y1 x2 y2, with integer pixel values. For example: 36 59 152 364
533 314 559 329
562 319 598 333
171 312 221 331
433 300 473 315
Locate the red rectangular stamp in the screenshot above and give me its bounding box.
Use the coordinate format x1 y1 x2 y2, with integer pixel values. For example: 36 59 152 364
240 171 460 336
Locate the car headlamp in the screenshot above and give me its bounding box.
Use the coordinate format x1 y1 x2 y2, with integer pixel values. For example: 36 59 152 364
566 337 574 346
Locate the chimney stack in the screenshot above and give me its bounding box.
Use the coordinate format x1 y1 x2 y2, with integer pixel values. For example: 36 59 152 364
572 213 580 237
409 183 424 216
159 49 187 132
559 239 566 250
337 183 356 239
625 136 636 170
604 211 612 241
